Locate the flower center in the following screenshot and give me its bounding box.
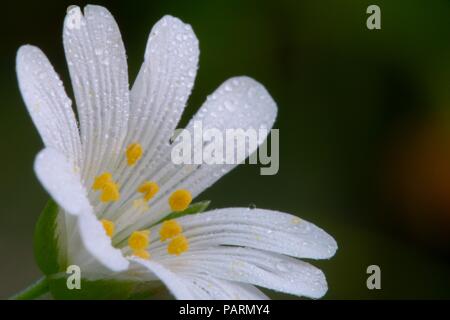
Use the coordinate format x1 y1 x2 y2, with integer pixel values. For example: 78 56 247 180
93 142 192 259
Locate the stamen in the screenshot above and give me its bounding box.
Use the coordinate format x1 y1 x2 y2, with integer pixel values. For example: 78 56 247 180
132 249 150 260
92 172 113 190
128 230 150 251
159 220 183 241
100 181 120 202
167 235 189 256
126 143 143 166
168 189 192 212
101 219 115 238
93 172 120 202
138 181 159 201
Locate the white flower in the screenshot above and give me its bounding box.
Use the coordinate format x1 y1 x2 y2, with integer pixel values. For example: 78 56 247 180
16 5 337 299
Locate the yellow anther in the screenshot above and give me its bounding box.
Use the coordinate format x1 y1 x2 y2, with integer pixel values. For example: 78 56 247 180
167 234 189 256
132 249 150 260
138 181 159 201
126 143 143 166
168 189 192 212
159 220 183 241
92 172 113 190
100 181 120 202
128 230 150 251
93 172 120 202
101 219 115 238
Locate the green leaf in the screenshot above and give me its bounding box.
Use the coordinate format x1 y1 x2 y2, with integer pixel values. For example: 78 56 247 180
47 273 137 300
152 200 211 226
34 199 62 275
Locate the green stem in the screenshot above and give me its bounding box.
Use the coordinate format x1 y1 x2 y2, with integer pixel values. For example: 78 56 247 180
9 277 49 300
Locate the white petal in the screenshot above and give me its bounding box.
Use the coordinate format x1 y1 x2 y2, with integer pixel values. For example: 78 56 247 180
16 45 81 163
184 277 269 300
71 213 129 274
176 276 269 300
130 258 268 300
105 15 199 215
130 258 195 299
157 247 328 299
149 208 337 260
128 15 199 159
161 76 277 197
34 148 90 216
124 77 277 232
34 148 129 274
63 5 129 183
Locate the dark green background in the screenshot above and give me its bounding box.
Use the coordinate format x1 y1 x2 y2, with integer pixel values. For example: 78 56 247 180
1 0 450 299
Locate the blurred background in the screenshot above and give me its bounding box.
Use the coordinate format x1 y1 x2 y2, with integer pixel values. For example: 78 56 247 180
1 0 450 299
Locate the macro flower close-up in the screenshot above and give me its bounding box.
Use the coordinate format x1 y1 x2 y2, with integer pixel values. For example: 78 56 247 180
3 0 450 309
12 5 337 300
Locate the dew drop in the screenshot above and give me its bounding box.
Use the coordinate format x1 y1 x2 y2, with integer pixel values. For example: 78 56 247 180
224 100 235 112
94 48 103 56
188 69 196 77
247 87 257 98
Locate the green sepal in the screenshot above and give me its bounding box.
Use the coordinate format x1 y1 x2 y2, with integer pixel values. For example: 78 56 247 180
152 200 211 226
47 273 137 300
34 199 62 275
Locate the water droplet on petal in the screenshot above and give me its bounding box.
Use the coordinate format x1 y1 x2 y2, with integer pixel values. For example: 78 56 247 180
224 100 235 112
188 69 196 77
94 48 103 56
